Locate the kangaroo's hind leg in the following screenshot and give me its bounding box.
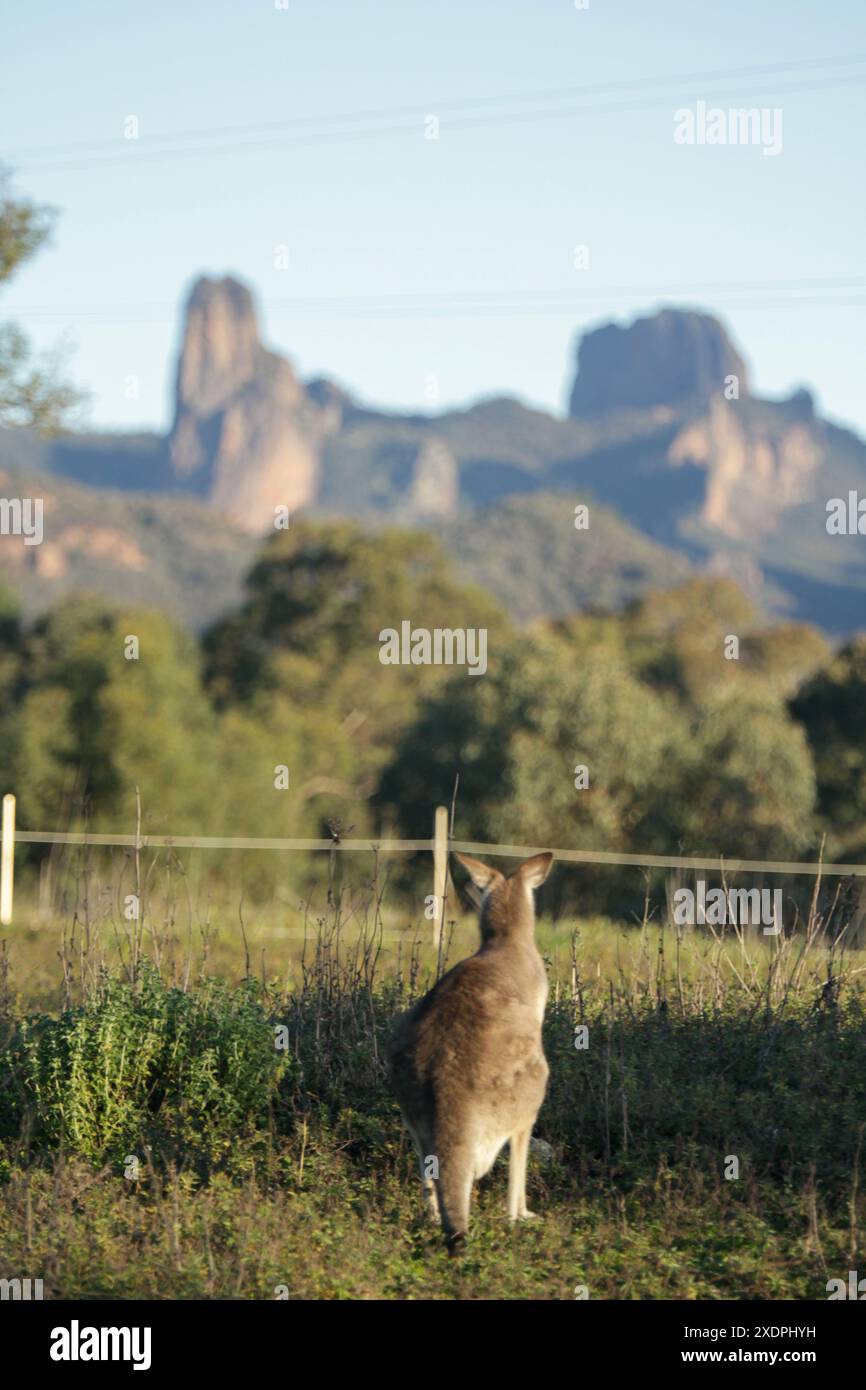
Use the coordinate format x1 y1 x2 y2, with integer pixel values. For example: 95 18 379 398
406 1121 441 1224
435 1141 474 1254
508 1126 536 1221
422 1174 439 1222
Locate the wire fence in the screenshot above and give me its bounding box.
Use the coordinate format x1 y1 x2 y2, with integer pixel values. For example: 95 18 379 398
2 827 864 877
3 799 865 951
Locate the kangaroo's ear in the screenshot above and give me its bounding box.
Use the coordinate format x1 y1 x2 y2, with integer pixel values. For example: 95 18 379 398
514 851 554 890
453 852 504 892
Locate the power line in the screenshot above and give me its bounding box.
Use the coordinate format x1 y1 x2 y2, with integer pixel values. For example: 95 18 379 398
10 51 866 163
13 69 866 175
10 275 866 325
12 303 864 326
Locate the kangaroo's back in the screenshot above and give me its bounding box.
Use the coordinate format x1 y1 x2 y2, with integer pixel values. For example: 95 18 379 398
388 850 553 1251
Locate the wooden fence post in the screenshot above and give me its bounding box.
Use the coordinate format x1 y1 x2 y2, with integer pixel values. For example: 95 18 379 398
1 793 15 926
433 805 449 949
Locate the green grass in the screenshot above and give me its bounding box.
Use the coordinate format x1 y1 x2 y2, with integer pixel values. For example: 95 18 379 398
0 1147 850 1300
0 871 864 1300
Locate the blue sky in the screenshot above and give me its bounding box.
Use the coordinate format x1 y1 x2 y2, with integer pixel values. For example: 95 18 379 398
2 0 865 435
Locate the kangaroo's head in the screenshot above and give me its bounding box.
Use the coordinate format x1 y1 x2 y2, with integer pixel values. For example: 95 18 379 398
453 851 553 944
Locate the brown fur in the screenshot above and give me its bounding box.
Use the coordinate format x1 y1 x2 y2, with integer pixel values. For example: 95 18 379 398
388 851 553 1251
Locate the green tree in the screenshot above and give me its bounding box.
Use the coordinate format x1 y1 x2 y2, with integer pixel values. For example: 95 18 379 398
380 609 817 911
6 598 218 833
204 521 510 778
0 579 22 704
790 639 866 860
376 638 534 844
0 167 84 429
622 578 757 701
678 684 816 859
489 633 687 856
378 627 689 911
620 578 827 704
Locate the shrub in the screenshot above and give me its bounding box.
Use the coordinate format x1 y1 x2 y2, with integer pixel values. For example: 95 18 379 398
1 965 294 1171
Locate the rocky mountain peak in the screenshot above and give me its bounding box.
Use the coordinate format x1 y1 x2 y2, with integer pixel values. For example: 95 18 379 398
168 275 323 531
174 276 267 420
569 307 749 418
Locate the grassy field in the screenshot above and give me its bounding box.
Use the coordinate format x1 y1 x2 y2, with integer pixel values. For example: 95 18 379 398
1 854 865 1300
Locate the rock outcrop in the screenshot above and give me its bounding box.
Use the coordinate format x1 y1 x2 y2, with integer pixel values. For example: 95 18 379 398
569 307 748 418
168 277 330 532
668 396 822 539
9 281 864 636
167 287 818 545
566 307 824 541
406 439 459 518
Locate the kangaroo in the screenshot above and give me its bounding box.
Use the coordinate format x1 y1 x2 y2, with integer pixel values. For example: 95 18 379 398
388 850 553 1252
